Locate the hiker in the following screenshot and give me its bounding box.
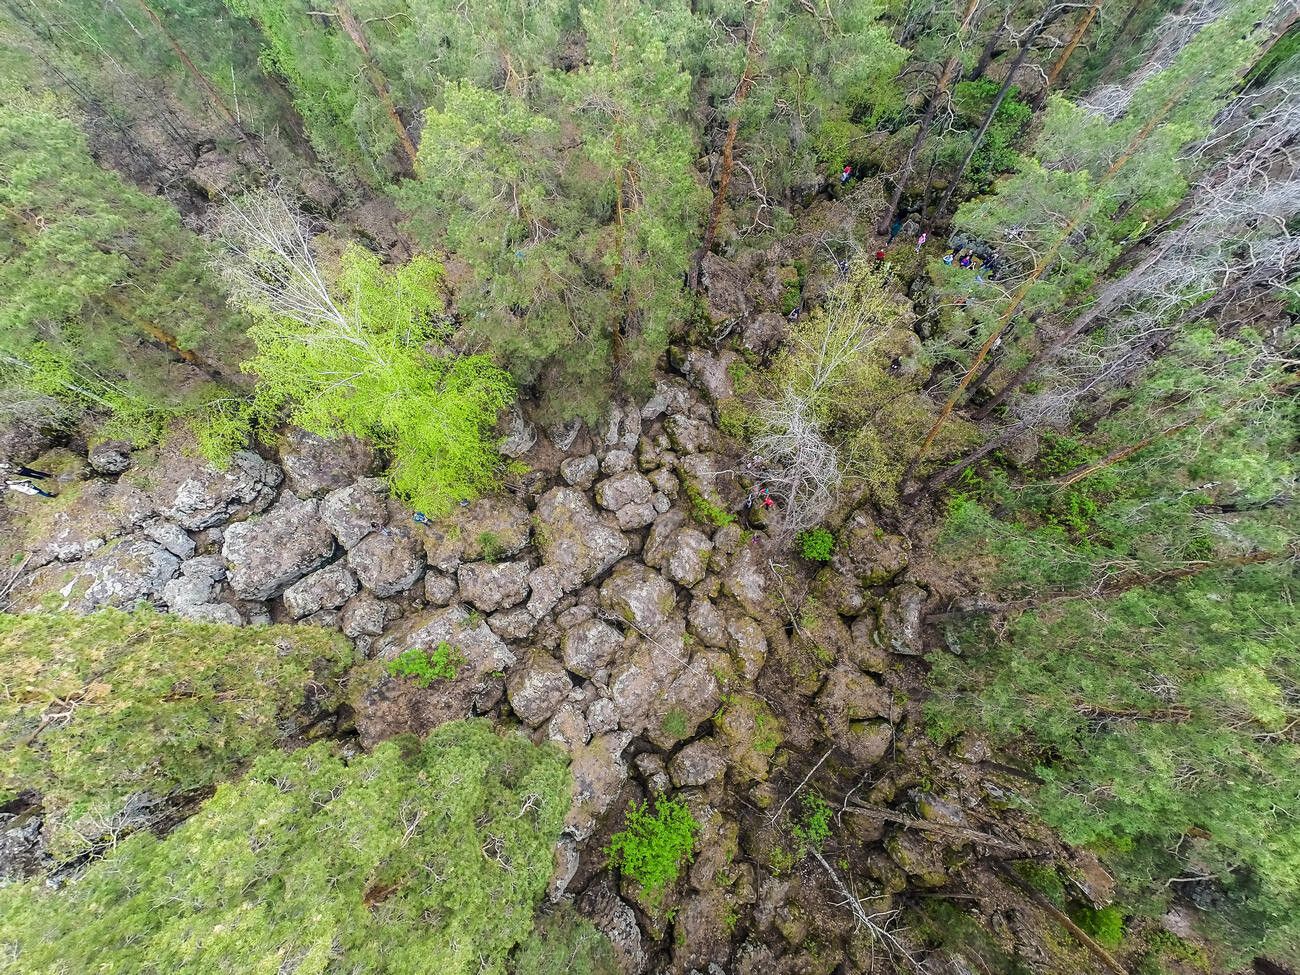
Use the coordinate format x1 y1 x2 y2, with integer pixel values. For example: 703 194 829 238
6 479 54 499
959 253 972 269
840 164 853 184
874 249 886 262
915 232 927 251
942 252 955 266
0 462 51 480
761 489 775 510
413 512 430 525
887 220 902 244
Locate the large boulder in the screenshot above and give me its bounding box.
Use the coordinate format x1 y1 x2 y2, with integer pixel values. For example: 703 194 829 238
817 666 895 766
420 497 532 573
319 478 388 549
55 540 181 612
87 440 132 476
357 605 516 748
153 447 282 531
340 591 391 639
599 562 678 633
347 525 425 597
669 738 727 788
565 732 633 841
457 560 530 612
278 427 375 498
505 651 573 726
561 617 624 678
880 582 927 655
161 555 225 611
222 498 336 601
282 563 359 619
532 487 628 589
721 543 767 617
559 455 599 490
643 512 713 587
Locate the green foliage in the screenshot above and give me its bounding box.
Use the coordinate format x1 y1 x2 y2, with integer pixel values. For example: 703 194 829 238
1072 905 1124 950
242 245 516 516
925 563 1300 959
0 87 251 454
401 2 706 421
685 482 737 528
606 797 701 904
0 720 572 974
661 708 689 740
227 0 394 184
797 527 835 562
949 79 1032 191
510 907 617 975
386 642 465 687
0 608 352 861
940 328 1295 592
790 793 832 851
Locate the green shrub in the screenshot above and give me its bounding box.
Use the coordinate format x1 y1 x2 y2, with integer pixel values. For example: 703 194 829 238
1072 905 1124 950
790 793 833 851
0 608 352 862
0 720 571 974
685 482 736 529
798 527 835 562
606 797 700 904
386 642 465 687
511 907 617 975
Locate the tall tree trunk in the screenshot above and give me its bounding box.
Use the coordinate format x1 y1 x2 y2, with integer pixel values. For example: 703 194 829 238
1044 0 1103 91
333 2 418 169
690 0 768 288
900 81 1190 493
132 0 246 140
877 0 982 234
935 4 1053 219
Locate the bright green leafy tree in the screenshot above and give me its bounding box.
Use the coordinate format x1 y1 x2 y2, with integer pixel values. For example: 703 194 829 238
230 221 516 515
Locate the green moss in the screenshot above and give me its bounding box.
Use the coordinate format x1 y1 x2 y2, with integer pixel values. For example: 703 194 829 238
661 708 689 740
1072 905 1124 950
684 481 735 529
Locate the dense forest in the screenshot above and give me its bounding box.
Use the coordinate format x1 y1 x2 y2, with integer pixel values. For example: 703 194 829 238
0 0 1295 972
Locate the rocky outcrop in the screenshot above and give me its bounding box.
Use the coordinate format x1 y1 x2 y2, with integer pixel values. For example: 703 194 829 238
458 560 530 613
533 487 628 589
356 605 515 748
155 448 281 531
278 427 375 498
421 496 532 572
222 498 336 601
56 539 181 613
347 526 425 598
